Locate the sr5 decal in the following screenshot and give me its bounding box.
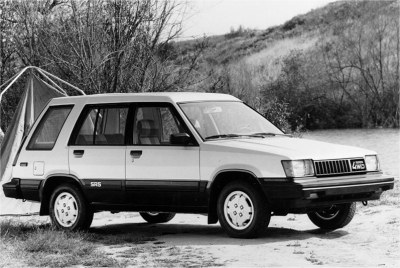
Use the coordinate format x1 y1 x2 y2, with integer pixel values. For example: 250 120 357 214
90 181 102 187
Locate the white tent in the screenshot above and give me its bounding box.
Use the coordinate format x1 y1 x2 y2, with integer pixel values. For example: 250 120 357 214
0 66 84 216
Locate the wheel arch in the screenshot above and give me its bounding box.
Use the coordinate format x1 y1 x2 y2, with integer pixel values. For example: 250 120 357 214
207 169 265 224
39 174 84 216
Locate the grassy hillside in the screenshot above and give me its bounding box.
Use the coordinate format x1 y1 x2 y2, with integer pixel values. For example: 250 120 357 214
176 0 399 130
180 0 396 65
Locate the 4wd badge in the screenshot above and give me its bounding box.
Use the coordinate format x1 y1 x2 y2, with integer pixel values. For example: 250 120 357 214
350 159 366 171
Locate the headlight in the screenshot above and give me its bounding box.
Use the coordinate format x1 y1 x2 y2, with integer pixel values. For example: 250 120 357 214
281 160 314 178
365 155 380 172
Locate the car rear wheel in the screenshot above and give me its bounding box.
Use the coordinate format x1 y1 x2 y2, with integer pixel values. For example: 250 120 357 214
307 203 356 230
217 181 271 238
49 184 93 230
139 212 176 223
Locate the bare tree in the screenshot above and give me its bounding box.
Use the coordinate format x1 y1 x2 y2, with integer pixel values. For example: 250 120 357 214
1 0 204 95
0 1 20 84
36 0 203 94
321 13 399 127
0 0 206 132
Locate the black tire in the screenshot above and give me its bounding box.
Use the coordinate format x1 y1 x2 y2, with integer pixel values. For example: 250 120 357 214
217 181 271 238
307 203 356 230
139 212 176 223
49 183 93 230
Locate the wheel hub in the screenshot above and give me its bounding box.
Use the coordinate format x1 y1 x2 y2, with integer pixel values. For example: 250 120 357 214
315 206 340 220
146 212 160 216
54 192 78 227
224 191 254 230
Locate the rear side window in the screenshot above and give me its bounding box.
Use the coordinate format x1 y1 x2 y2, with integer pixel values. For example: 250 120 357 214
73 106 128 145
27 106 73 150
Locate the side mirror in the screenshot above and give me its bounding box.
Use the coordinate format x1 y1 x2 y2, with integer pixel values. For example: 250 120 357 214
170 133 192 145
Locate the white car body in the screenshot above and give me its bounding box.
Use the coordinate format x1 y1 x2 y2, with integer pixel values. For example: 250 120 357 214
3 92 394 237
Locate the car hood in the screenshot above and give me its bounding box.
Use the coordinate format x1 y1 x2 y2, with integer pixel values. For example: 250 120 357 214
205 137 376 160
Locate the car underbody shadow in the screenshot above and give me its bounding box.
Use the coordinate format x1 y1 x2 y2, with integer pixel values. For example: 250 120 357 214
88 221 350 246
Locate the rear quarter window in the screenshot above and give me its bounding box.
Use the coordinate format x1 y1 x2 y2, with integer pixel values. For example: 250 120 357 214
27 105 73 150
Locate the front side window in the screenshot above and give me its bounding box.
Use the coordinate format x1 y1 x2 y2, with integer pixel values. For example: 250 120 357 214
73 106 128 145
28 105 73 150
179 101 283 140
132 106 185 145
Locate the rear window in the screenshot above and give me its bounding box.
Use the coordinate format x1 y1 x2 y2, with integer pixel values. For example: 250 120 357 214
27 105 73 150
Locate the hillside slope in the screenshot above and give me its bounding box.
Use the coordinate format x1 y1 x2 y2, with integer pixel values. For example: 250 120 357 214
175 0 399 130
179 0 397 66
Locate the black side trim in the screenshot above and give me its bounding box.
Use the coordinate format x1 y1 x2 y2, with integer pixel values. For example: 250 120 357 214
82 179 123 190
82 179 124 203
199 181 208 192
19 179 42 201
90 203 208 214
126 180 199 192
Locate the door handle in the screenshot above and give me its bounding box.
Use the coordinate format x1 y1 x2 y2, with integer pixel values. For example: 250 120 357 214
130 150 142 159
73 150 84 156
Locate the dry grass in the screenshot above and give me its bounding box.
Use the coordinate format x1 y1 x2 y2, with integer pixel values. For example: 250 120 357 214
0 220 119 267
0 219 225 267
244 33 318 77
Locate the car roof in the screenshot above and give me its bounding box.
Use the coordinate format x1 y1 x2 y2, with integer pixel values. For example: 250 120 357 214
49 92 241 105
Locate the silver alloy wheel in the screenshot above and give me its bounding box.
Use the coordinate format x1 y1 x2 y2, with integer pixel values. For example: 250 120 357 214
223 190 254 230
54 192 79 227
314 206 340 220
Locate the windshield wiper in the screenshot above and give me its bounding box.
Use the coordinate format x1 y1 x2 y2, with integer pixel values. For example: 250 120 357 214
204 134 240 140
205 133 267 140
251 132 292 137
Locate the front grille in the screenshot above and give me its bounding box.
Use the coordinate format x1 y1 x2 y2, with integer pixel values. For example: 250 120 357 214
314 159 354 176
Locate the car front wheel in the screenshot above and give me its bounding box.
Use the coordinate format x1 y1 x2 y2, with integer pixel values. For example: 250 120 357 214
307 203 356 230
217 181 271 238
49 184 93 230
139 212 176 223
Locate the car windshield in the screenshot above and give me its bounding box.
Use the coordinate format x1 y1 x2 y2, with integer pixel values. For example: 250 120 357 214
179 101 284 140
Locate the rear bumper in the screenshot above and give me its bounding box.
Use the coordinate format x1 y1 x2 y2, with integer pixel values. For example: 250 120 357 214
2 178 41 201
260 173 395 213
2 178 23 199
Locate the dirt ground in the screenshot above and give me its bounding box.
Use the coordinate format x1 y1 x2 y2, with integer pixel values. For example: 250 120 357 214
89 203 400 267
1 203 399 267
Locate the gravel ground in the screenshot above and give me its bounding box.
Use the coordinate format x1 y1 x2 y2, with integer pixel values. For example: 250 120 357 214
91 204 400 267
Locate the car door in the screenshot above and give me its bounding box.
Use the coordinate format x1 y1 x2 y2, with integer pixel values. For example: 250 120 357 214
69 104 129 204
125 103 202 209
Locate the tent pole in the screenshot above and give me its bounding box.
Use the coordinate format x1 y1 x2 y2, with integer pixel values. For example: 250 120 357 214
34 69 68 95
0 66 31 103
0 72 20 90
0 66 86 103
33 74 67 96
35 67 86 95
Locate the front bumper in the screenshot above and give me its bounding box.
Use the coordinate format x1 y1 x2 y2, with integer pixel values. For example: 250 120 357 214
260 172 394 213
